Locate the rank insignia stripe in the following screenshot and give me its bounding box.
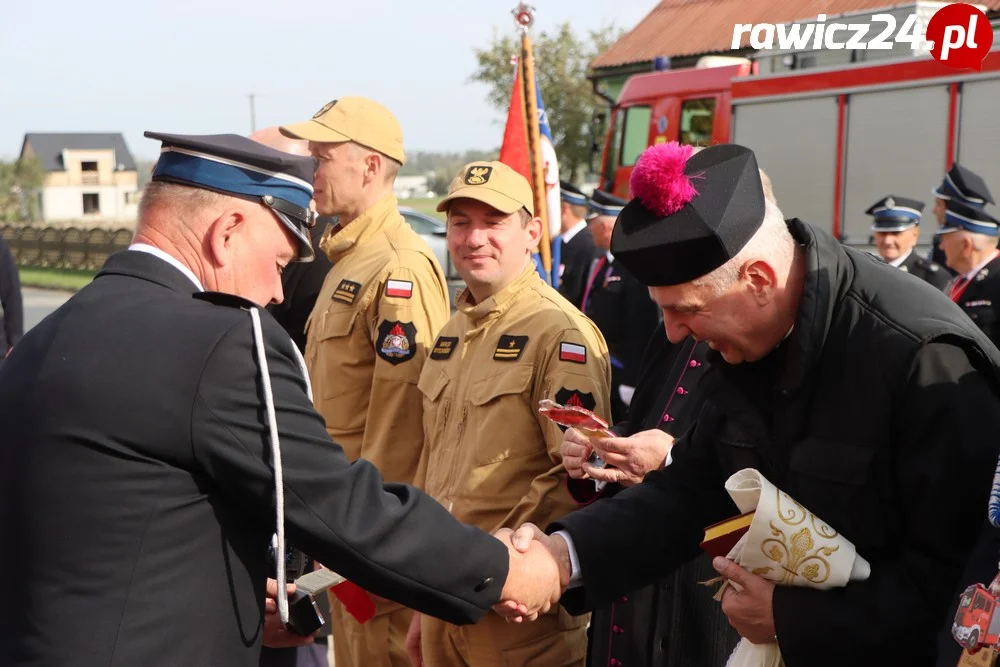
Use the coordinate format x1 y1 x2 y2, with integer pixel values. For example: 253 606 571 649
430 336 458 360
559 342 587 364
376 320 417 365
385 279 413 299
494 335 528 361
332 279 362 305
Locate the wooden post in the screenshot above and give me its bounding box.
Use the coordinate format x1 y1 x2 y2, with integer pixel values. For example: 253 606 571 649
521 31 551 273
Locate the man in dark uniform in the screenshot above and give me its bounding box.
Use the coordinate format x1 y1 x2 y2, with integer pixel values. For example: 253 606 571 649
497 142 1000 666
865 195 949 290
0 132 560 667
0 231 23 360
556 180 598 308
561 328 740 667
928 163 995 273
581 189 661 422
936 197 1000 350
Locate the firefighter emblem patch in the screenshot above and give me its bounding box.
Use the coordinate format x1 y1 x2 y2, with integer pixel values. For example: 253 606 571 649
552 389 597 432
376 320 417 365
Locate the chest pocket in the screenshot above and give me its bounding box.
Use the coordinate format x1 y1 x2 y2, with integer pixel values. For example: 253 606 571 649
468 365 537 464
787 437 887 551
314 310 363 400
418 364 453 444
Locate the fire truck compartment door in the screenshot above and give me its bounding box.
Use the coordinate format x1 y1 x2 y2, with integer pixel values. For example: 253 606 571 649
731 96 838 237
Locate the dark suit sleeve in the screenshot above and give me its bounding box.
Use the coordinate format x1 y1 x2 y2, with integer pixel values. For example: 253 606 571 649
190 316 509 626
550 404 737 613
773 342 1000 666
0 241 23 348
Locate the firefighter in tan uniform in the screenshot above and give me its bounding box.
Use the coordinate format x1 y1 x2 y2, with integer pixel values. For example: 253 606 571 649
280 98 450 667
405 161 611 667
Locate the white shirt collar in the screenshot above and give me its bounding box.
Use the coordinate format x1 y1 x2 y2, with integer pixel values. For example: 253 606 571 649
128 243 205 291
605 250 615 263
561 220 587 244
887 249 911 268
965 249 1000 281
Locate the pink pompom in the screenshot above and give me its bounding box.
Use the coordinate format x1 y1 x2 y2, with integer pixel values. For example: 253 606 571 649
629 142 699 217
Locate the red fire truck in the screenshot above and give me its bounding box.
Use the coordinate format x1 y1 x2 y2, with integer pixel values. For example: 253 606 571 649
597 35 1000 247
953 575 1000 653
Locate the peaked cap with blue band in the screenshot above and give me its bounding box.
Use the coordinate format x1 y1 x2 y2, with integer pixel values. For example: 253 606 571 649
938 197 1000 237
559 180 589 207
588 189 626 219
145 131 319 261
933 163 995 208
866 195 924 232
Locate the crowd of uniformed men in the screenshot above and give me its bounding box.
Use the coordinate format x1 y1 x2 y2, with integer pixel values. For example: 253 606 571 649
2 93 1000 667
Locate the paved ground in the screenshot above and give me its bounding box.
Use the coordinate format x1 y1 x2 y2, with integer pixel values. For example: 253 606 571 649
23 287 74 332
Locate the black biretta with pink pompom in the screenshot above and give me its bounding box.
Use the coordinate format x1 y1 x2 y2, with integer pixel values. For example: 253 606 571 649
610 142 766 287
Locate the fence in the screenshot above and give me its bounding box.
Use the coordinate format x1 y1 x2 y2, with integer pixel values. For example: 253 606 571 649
1 225 134 271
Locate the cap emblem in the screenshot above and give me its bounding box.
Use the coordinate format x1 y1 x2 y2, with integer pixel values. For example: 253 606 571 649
313 100 337 118
885 197 895 209
465 166 492 185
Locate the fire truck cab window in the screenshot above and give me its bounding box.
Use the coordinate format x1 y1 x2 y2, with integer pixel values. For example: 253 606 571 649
604 109 626 186
620 105 652 167
973 595 988 611
680 98 716 147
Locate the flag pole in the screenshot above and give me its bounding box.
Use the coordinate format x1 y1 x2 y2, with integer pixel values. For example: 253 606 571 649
515 4 551 274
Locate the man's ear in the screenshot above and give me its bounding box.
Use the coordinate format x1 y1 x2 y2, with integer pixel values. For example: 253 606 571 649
744 259 778 306
363 151 381 185
526 215 543 246
205 209 244 268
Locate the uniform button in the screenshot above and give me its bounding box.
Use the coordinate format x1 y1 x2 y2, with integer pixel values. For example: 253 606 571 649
610 660 621 666
662 414 673 422
613 624 625 634
675 387 687 395
619 595 628 602
659 638 668 652
474 577 493 592
689 359 700 367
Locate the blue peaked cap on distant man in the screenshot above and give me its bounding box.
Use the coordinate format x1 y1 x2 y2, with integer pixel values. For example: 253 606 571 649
145 131 319 261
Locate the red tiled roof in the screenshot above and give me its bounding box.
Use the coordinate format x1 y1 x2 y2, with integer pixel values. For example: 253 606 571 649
592 0 1000 68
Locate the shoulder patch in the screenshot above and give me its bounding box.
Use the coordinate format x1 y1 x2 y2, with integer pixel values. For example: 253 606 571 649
551 389 598 432
494 335 528 361
431 336 458 360
376 320 417 365
385 279 413 299
333 279 361 305
193 291 257 309
559 342 587 364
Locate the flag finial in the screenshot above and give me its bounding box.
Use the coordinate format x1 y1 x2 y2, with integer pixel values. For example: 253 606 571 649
512 2 535 30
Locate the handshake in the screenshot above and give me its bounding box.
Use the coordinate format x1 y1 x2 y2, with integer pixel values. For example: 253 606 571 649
490 524 572 622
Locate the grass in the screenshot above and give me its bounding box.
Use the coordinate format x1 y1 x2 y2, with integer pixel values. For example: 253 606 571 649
19 266 96 292
398 197 445 221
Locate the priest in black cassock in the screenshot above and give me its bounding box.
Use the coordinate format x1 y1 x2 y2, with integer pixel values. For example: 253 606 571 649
499 141 1000 666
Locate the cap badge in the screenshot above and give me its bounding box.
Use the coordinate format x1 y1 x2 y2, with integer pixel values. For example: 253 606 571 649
313 100 337 119
465 166 492 186
885 197 895 209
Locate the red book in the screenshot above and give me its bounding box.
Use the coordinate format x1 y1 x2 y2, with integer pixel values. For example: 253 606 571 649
700 511 755 559
331 580 377 624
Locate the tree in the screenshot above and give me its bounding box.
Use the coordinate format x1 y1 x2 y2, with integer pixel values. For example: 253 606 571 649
471 22 624 182
0 157 44 223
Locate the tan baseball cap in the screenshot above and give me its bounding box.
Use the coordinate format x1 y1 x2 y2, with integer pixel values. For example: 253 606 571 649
436 161 534 216
280 97 406 165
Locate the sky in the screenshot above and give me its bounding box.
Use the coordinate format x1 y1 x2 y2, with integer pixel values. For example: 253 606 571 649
1 0 655 161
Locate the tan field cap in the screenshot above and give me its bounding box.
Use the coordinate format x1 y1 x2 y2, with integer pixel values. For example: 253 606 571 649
436 161 534 216
280 97 406 165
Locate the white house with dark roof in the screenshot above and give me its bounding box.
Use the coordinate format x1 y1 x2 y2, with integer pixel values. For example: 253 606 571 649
19 133 140 223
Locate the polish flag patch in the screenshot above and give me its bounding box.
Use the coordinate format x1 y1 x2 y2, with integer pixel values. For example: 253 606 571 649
559 342 587 364
386 279 413 299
